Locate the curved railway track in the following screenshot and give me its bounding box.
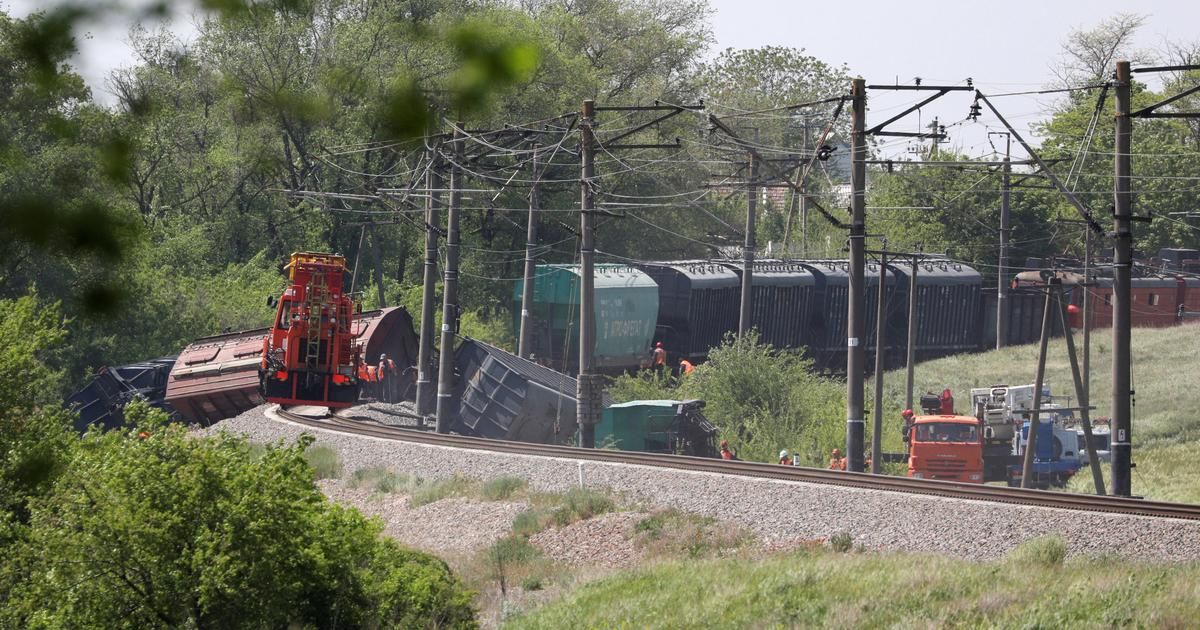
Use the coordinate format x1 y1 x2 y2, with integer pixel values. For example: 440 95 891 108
271 405 1200 522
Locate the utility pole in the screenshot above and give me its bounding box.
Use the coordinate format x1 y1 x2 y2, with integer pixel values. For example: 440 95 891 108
739 150 758 335
1082 229 1092 405
577 100 598 448
1055 281 1106 495
1112 60 1133 496
415 144 442 420
905 254 918 411
846 78 867 473
435 126 463 433
1021 279 1057 489
995 132 1011 349
871 252 887 474
518 142 540 358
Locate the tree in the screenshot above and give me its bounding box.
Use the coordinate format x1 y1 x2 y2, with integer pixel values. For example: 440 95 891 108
1050 13 1154 91
2 403 476 629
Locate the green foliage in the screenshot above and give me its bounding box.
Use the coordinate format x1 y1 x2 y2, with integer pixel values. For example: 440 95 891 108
482 476 527 501
829 531 854 553
510 487 615 537
303 444 343 480
1 403 476 628
632 509 747 559
1007 535 1067 567
0 296 75 528
410 474 477 507
553 487 614 525
350 466 411 494
609 332 846 464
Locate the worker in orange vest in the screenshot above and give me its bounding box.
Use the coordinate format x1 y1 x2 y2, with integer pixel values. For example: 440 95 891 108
901 408 915 443
778 449 793 466
651 342 667 373
719 439 735 460
679 358 695 376
377 353 397 402
828 448 845 470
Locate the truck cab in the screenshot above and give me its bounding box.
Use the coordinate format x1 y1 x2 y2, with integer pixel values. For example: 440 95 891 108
907 414 984 482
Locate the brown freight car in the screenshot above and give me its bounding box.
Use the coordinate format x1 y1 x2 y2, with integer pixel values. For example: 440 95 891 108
165 307 418 425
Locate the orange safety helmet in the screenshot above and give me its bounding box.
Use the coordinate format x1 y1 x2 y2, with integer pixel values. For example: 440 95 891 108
655 342 663 348
902 408 914 419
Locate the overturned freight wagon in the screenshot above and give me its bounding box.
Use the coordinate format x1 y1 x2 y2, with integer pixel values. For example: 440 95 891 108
165 306 418 424
451 338 604 443
451 339 719 457
66 357 177 431
597 400 719 458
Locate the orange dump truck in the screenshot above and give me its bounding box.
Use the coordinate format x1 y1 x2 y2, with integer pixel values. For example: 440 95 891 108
906 414 984 483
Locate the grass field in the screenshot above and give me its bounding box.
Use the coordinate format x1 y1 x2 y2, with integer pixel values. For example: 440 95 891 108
869 322 1200 501
505 539 1200 629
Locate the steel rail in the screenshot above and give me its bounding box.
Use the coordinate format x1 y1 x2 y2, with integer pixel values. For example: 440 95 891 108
269 406 1200 522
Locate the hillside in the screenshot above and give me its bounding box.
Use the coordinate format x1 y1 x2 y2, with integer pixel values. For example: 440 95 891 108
870 322 1200 502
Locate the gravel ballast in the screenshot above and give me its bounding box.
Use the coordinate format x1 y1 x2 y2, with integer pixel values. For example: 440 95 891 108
204 404 1200 562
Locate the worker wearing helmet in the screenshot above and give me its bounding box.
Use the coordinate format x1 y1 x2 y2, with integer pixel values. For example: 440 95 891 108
378 353 397 403
778 449 793 466
679 358 695 376
829 448 845 470
651 341 667 374
901 408 915 442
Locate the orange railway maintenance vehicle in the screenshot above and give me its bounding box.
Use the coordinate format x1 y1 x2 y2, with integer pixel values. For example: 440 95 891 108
259 252 362 408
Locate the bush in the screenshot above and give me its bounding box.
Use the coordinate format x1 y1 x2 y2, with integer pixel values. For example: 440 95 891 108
1008 534 1067 567
350 466 410 494
829 531 854 553
606 332 846 464
303 444 343 480
2 403 477 629
553 487 614 525
410 475 476 507
482 476 527 501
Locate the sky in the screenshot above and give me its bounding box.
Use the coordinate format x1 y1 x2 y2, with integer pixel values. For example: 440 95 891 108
3 0 1197 160
706 0 1200 159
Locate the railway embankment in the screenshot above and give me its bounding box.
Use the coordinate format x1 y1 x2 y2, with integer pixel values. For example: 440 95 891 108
205 403 1200 563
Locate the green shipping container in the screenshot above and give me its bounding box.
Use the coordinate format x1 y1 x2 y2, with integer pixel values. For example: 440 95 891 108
597 400 682 453
513 264 658 371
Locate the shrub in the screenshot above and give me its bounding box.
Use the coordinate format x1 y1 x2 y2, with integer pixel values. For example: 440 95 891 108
829 531 854 553
1008 534 1067 567
482 476 527 501
303 445 343 480
410 475 476 507
349 467 410 494
4 405 477 628
512 510 543 537
553 487 614 525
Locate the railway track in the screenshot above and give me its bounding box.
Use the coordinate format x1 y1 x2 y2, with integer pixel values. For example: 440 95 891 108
271 405 1200 522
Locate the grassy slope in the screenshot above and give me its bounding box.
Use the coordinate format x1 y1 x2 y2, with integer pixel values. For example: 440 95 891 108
867 322 1200 502
507 546 1200 629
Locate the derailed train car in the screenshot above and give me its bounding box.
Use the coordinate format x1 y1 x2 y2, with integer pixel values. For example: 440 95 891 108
66 358 177 431
450 338 717 457
163 306 417 425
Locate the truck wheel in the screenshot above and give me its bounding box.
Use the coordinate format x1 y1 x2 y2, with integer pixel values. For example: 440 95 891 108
1051 436 1063 460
